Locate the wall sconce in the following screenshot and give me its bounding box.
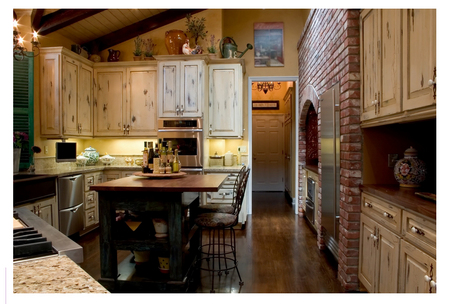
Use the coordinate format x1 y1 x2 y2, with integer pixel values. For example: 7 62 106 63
13 19 40 61
252 82 281 94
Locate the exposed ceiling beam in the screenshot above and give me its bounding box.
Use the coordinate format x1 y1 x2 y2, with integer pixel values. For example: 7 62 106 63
83 9 205 53
31 9 44 31
36 9 106 36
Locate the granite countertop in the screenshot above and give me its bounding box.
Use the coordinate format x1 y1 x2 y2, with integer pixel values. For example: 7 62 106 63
13 255 109 293
23 165 143 177
360 184 436 220
204 165 245 173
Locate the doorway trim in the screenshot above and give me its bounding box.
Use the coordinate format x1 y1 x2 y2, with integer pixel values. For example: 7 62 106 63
247 76 299 215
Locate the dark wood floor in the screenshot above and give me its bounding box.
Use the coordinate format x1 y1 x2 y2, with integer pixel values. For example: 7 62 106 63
77 192 344 293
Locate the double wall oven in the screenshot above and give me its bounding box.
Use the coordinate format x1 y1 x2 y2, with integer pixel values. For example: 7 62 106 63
157 118 203 174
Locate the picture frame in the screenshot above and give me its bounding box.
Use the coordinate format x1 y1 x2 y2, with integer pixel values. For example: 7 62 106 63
252 100 280 110
254 22 284 67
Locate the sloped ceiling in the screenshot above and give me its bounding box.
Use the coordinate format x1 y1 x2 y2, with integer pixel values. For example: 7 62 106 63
17 8 205 53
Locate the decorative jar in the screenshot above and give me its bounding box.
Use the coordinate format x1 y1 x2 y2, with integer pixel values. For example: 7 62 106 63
393 146 427 187
99 153 115 166
165 30 187 55
76 154 88 166
82 146 99 166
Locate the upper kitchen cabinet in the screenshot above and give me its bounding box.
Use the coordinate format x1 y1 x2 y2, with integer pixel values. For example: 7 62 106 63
208 62 243 138
93 62 157 137
39 47 94 138
156 57 206 118
402 9 436 111
360 9 401 123
360 9 436 127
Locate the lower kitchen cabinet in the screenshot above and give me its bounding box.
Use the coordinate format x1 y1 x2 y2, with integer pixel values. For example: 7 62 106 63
103 170 137 182
205 173 237 204
22 196 58 229
359 213 400 293
82 171 103 233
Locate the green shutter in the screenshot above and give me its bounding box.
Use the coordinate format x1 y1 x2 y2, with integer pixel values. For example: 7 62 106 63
13 51 34 169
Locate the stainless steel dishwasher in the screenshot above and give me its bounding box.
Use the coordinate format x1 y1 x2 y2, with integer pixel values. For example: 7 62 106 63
58 174 84 236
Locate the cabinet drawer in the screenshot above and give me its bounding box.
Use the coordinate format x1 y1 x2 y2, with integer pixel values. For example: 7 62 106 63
84 174 95 191
207 189 234 204
85 207 98 227
361 192 402 234
95 173 103 184
222 175 237 188
402 210 436 257
84 191 96 210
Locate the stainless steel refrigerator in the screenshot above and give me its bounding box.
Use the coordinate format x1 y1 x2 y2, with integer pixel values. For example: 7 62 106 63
320 83 340 260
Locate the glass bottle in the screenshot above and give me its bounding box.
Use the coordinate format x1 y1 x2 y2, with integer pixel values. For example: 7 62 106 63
153 144 160 174
167 140 174 170
172 149 181 173
142 142 148 173
160 142 167 166
147 142 154 172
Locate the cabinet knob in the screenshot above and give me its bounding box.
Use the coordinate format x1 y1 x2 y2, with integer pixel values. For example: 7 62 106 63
424 275 431 282
411 226 425 236
383 212 393 219
430 280 436 288
364 202 373 208
428 79 436 87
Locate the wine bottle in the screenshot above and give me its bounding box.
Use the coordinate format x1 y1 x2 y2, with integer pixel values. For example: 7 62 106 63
153 143 160 174
142 142 149 173
167 140 174 170
172 149 181 173
147 142 154 172
160 142 167 166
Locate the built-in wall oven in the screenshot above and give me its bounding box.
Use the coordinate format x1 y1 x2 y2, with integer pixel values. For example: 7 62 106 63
157 118 203 170
305 177 316 230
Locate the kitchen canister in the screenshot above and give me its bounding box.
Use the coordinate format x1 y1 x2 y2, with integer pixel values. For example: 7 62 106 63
393 146 427 187
82 146 99 166
224 151 233 166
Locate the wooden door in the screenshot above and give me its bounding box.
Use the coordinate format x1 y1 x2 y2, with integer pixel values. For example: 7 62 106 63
208 64 242 137
284 118 292 196
94 67 126 136
40 52 61 136
402 9 436 111
127 66 157 136
377 221 400 292
62 55 79 136
360 9 379 122
358 213 377 293
78 63 94 136
399 240 436 293
252 114 284 191
180 61 204 117
158 61 180 117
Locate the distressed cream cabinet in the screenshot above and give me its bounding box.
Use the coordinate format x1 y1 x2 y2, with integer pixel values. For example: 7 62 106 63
208 63 243 138
359 191 437 293
360 9 436 127
39 47 94 138
22 196 58 229
93 62 157 137
156 58 206 118
82 171 103 234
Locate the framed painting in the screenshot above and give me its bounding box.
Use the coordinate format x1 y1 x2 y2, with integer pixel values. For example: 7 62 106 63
252 100 280 110
254 22 284 67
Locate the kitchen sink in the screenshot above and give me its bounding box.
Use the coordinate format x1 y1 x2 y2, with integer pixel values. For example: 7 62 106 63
13 174 58 206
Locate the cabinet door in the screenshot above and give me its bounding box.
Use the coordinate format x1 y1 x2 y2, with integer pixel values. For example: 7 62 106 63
62 55 79 136
78 63 94 136
180 61 204 117
377 221 400 293
359 213 377 293
23 197 58 229
40 52 62 136
158 61 180 117
127 66 158 136
94 67 127 136
208 64 242 137
399 240 437 293
402 9 436 111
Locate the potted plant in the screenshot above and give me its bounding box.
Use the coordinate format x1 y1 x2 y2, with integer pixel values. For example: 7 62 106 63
144 38 156 60
185 13 207 53
207 34 220 58
133 35 143 60
13 131 28 173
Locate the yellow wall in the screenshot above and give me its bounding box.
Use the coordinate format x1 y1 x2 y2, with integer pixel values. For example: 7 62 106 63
21 9 309 158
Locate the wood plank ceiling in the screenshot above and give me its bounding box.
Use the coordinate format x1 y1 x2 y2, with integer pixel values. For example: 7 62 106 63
20 8 205 53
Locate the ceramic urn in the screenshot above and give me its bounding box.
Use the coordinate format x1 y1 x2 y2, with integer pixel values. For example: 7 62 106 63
393 146 427 187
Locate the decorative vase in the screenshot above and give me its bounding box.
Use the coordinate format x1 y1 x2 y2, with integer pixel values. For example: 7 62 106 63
393 146 427 187
107 49 120 62
152 218 168 238
14 148 21 173
82 146 99 166
165 30 187 55
158 257 169 274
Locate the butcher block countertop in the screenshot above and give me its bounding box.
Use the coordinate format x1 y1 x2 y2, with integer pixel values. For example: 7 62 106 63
90 174 228 192
360 184 436 220
13 255 109 293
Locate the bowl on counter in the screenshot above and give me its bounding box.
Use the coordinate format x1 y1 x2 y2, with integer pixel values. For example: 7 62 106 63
76 154 88 166
99 153 115 166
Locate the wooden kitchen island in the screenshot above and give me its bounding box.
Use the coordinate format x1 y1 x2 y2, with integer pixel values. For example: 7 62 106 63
90 174 228 293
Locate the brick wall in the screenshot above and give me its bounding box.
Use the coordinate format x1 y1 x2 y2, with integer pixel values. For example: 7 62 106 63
297 9 362 291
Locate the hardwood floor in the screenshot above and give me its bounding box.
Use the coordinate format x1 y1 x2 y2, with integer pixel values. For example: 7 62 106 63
77 191 344 293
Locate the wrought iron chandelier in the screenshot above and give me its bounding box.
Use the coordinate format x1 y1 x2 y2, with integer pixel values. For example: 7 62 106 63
253 82 281 94
13 19 40 61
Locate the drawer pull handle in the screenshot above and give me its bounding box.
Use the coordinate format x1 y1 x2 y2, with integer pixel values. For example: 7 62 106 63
430 280 436 288
364 202 373 208
411 226 425 236
383 212 393 219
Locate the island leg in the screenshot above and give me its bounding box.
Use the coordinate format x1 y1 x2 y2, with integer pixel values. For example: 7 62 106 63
168 192 183 281
98 193 118 281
